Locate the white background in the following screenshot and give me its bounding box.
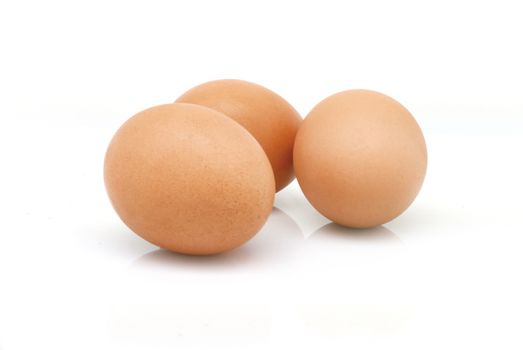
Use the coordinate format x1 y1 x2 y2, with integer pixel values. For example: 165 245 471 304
1 0 522 349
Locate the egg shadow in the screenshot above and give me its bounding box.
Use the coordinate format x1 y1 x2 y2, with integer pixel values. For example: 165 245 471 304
312 222 403 244
132 207 303 271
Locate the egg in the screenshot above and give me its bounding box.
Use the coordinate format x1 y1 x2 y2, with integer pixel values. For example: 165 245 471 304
104 103 275 255
176 79 302 192
293 90 427 228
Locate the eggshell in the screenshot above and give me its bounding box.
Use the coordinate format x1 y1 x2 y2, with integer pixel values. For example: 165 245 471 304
104 103 275 255
293 90 427 228
176 79 302 192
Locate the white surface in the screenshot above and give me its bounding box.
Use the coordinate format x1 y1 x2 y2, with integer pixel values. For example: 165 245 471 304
1 0 522 349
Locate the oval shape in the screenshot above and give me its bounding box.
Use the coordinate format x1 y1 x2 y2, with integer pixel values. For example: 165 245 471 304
104 103 275 255
176 79 302 192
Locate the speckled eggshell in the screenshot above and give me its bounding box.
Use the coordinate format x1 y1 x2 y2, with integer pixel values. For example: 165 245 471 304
176 79 302 192
104 103 275 255
293 90 427 228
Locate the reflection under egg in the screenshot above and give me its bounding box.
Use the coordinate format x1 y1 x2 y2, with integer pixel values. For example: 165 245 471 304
313 223 403 244
132 207 302 271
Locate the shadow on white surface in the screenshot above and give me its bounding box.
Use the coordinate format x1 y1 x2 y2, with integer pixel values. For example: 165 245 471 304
274 181 331 236
312 222 403 244
132 207 303 270
134 248 248 268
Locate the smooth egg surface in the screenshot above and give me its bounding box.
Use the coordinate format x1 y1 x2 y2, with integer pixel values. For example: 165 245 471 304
293 90 427 228
104 103 275 255
176 79 302 192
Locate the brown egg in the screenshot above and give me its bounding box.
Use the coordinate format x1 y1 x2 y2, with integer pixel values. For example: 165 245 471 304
104 103 275 255
176 79 302 192
294 90 427 228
